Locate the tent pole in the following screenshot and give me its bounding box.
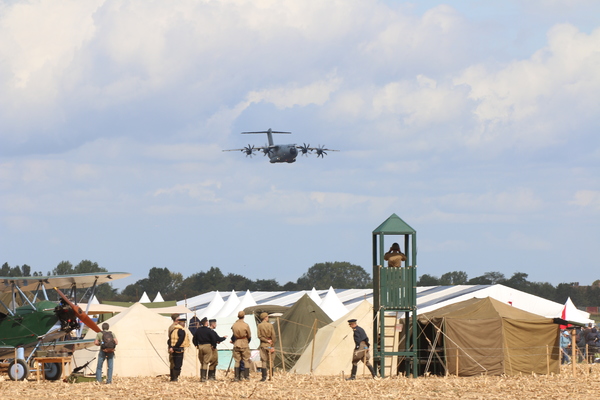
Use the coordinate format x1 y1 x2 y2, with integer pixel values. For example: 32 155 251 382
310 319 317 373
455 348 459 376
571 329 577 376
546 344 550 375
277 317 285 373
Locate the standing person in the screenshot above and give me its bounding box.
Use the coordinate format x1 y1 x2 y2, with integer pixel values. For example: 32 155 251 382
95 322 118 384
384 242 406 268
168 315 190 382
231 311 252 381
346 319 376 380
208 318 227 381
192 317 212 382
257 312 276 382
560 330 571 364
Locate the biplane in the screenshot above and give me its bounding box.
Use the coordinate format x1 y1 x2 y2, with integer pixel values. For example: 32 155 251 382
0 272 130 380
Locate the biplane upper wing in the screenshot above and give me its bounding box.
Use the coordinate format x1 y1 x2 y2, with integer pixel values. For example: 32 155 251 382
0 272 131 293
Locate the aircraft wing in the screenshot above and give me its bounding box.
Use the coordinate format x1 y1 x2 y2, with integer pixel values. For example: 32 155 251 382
0 272 131 293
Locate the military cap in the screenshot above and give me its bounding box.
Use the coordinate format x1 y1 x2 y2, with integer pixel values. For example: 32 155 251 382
238 310 245 318
347 319 357 323
260 312 268 320
177 314 187 321
200 317 208 325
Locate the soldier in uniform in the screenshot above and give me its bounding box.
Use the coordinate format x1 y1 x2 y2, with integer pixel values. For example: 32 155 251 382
192 317 212 382
208 318 227 381
168 314 190 382
346 319 376 380
231 310 252 381
384 242 406 268
257 312 276 381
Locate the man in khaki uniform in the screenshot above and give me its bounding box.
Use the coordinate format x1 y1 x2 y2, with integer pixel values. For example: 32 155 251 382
257 312 276 381
231 310 252 381
384 242 406 268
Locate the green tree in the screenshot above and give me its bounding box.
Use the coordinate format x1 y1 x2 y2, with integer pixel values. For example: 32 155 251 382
467 275 492 285
295 262 371 289
483 271 506 284
439 271 468 285
52 261 74 275
417 274 440 286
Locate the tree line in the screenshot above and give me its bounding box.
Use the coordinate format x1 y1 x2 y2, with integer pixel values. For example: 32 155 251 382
2 260 598 307
0 261 371 302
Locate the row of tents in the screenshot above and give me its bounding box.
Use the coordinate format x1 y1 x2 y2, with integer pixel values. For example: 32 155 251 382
72 284 592 377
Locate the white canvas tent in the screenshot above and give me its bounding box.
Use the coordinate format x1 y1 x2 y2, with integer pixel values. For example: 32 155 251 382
308 288 322 305
153 292 164 303
194 291 224 320
291 300 373 376
319 287 349 321
139 291 151 303
226 290 257 318
73 303 198 377
215 290 240 318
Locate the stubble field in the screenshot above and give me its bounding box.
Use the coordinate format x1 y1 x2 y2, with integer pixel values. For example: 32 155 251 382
1 365 599 400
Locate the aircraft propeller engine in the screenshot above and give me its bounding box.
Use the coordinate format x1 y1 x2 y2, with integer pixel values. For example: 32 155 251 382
243 144 256 157
261 145 273 156
298 143 311 156
314 145 329 158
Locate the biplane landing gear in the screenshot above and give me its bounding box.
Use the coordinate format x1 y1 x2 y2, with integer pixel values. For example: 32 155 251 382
8 359 29 381
43 362 63 380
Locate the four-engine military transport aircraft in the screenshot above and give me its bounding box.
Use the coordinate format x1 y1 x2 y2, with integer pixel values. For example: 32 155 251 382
223 128 339 163
0 272 130 380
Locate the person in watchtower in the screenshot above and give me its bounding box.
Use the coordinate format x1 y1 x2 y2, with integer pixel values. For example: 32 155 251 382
384 242 406 268
95 322 118 384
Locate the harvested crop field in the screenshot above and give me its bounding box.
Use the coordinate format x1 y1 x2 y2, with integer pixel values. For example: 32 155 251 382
2 365 600 400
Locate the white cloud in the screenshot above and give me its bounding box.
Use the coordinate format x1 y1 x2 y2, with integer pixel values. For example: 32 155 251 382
570 190 600 211
454 23 600 149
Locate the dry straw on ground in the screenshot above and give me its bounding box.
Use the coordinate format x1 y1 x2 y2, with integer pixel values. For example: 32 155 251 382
1 365 600 400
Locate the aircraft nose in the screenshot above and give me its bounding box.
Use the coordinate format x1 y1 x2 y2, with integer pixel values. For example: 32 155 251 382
290 147 297 155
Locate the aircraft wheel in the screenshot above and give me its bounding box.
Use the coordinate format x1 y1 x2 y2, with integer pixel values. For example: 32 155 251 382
8 359 30 381
43 362 63 381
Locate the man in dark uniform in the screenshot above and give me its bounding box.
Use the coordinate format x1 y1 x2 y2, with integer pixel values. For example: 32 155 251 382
192 317 212 381
168 315 190 382
208 318 227 381
346 319 376 380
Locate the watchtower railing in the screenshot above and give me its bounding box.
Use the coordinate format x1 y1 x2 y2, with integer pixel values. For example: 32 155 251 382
379 265 416 310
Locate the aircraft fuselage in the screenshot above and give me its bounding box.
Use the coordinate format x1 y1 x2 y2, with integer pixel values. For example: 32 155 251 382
268 144 298 163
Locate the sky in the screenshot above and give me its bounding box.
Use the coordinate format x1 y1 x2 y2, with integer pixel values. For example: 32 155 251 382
1 0 599 291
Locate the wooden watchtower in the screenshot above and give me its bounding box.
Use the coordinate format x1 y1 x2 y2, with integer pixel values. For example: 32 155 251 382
372 213 418 378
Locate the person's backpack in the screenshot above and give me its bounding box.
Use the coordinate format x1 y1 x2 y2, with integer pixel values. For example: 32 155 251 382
101 331 116 353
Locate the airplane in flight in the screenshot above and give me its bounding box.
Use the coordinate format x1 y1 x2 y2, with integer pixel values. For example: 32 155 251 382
223 128 339 163
0 271 130 380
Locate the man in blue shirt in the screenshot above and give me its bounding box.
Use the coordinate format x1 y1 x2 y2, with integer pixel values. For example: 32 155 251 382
346 319 376 380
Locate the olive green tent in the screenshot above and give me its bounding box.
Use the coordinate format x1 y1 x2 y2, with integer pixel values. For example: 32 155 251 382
273 294 332 371
417 297 560 376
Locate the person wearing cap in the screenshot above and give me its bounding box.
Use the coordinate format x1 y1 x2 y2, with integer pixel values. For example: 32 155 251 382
384 242 406 268
346 319 376 380
231 310 252 381
192 317 212 381
208 318 227 381
257 312 276 382
168 314 190 382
